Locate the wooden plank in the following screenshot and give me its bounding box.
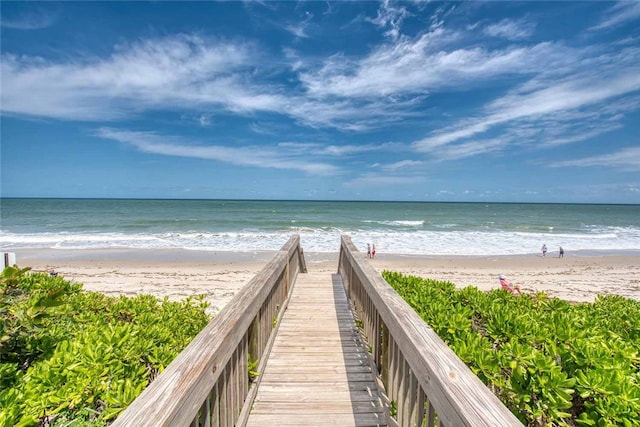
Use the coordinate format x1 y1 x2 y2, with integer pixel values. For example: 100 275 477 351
245 272 387 427
259 372 377 383
250 401 385 413
263 365 373 374
264 352 370 361
256 382 380 403
246 413 386 427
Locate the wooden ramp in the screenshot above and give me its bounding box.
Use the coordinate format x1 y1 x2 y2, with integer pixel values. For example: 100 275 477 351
245 270 388 427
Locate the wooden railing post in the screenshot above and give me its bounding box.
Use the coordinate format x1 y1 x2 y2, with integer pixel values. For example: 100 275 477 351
337 235 523 427
112 235 305 427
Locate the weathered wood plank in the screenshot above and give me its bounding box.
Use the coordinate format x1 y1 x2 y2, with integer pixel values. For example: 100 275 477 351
246 413 386 427
265 365 373 374
264 352 370 361
245 272 387 427
249 401 385 413
260 372 377 383
255 382 380 392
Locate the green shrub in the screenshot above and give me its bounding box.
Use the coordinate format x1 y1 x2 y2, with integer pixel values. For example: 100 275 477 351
383 271 640 427
0 267 210 426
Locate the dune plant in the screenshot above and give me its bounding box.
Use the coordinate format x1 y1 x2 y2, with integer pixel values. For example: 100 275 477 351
0 267 210 427
382 271 640 427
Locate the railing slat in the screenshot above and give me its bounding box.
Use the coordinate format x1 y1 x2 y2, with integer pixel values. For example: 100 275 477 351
417 387 426 427
212 382 220 427
112 236 304 427
338 235 522 427
408 372 418 427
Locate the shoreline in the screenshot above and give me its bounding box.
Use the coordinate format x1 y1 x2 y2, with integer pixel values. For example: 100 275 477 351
8 246 640 262
5 247 639 313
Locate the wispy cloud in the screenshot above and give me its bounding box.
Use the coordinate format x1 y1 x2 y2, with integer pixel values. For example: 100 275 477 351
277 141 397 156
1 31 432 131
366 0 410 40
1 9 56 30
198 115 212 127
1 34 285 120
284 11 314 38
249 121 280 135
95 128 339 175
374 159 425 171
434 138 508 161
413 46 640 156
2 8 639 146
548 147 640 170
591 1 640 31
345 158 428 188
298 32 574 99
484 18 536 40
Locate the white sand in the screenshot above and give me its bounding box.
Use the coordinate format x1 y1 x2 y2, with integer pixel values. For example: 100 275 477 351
12 248 640 314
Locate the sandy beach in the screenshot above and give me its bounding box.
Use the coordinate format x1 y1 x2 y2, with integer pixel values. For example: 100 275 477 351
11 248 640 314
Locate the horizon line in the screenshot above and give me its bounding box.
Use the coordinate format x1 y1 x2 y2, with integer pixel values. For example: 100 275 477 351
1 196 638 207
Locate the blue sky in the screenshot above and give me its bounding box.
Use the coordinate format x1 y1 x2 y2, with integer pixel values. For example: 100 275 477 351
1 1 639 203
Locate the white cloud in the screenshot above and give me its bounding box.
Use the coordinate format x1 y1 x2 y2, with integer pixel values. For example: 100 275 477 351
285 96 419 131
345 158 428 188
1 31 432 131
434 138 507 161
286 24 308 38
377 160 425 171
548 147 640 170
299 33 573 99
2 12 639 143
1 34 286 120
199 115 212 127
1 9 56 30
320 144 383 156
249 121 281 135
484 18 535 40
277 141 396 156
95 128 339 175
285 11 314 38
366 0 410 40
591 1 640 31
413 46 640 153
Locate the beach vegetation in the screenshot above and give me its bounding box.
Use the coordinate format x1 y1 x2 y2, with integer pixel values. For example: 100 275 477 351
248 354 260 384
0 268 210 427
382 271 640 427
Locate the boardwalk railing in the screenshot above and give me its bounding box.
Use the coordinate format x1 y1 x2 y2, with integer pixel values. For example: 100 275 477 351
338 235 523 427
113 235 306 427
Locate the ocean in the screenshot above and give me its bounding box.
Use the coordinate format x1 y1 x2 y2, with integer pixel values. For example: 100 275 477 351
1 198 639 256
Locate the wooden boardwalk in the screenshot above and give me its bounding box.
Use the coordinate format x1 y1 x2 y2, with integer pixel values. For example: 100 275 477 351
245 270 388 427
114 236 523 427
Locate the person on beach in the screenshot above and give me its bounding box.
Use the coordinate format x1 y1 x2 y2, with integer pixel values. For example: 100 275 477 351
499 275 521 295
559 246 564 258
372 244 376 258
367 243 371 258
541 244 547 257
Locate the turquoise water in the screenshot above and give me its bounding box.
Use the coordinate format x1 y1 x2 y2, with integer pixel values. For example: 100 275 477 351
1 198 639 255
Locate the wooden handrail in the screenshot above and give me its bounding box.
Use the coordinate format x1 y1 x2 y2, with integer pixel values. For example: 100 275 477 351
112 235 305 427
338 235 523 427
